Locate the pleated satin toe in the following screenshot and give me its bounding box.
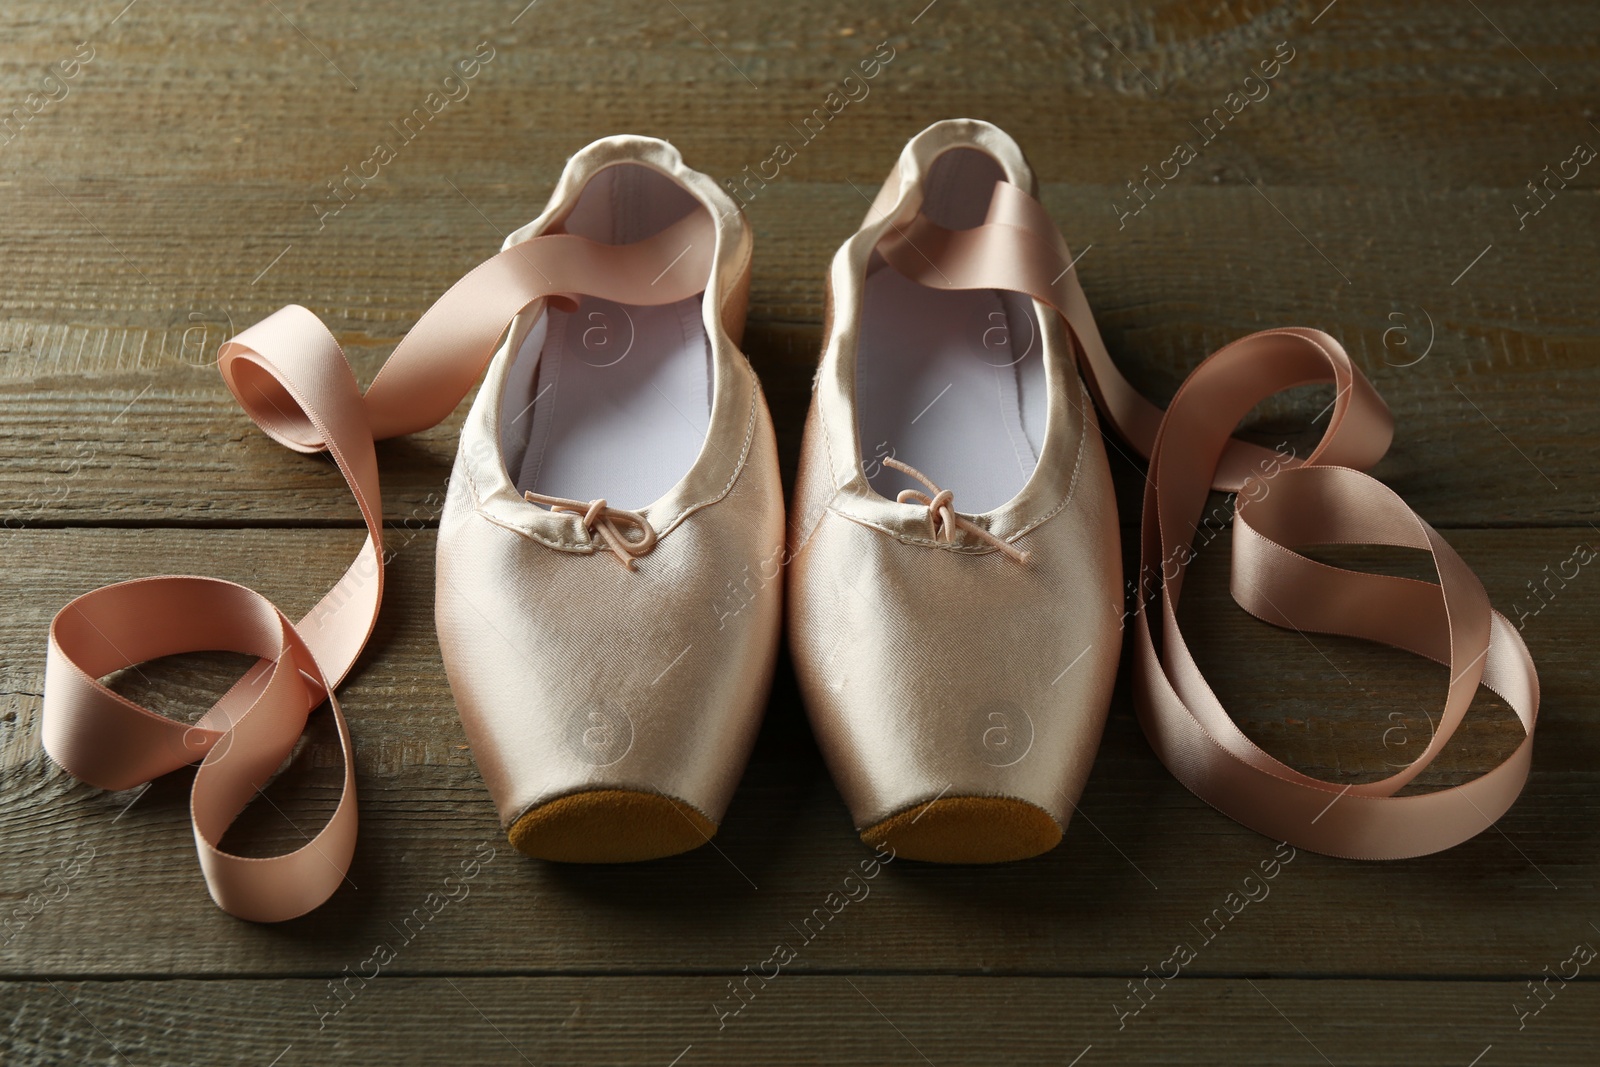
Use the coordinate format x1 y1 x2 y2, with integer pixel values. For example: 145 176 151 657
436 136 784 862
787 119 1123 863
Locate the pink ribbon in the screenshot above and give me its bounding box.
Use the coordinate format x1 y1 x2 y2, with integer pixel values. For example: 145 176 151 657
878 181 1539 859
41 214 715 920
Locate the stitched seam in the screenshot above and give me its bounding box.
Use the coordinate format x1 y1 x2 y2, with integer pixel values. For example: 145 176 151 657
790 493 834 558
816 333 842 491
1009 372 1093 541
825 504 1004 555
786 506 828 566
655 372 759 537
521 315 563 494
459 429 591 552
476 507 592 553
462 444 587 552
792 398 845 557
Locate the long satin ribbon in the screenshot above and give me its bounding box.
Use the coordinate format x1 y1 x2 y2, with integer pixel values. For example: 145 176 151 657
40 212 716 921
879 181 1539 859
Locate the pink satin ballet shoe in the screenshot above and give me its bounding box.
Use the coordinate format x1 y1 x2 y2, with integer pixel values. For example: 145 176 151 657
39 136 785 924
436 136 785 862
790 116 1540 866
786 119 1124 863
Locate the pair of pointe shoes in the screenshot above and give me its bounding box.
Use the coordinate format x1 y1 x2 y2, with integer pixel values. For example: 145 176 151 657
36 114 1539 923
441 119 1120 865
40 116 1537 924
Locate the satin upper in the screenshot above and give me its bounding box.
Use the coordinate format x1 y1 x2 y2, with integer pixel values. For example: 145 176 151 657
437 136 786 831
787 119 1125 832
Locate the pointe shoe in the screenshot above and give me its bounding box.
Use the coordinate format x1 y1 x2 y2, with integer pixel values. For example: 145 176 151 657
437 136 785 861
35 135 782 919
786 119 1123 863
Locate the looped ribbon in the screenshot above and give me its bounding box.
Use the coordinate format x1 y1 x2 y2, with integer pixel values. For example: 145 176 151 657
878 180 1539 859
883 456 1029 564
522 491 658 568
40 211 717 920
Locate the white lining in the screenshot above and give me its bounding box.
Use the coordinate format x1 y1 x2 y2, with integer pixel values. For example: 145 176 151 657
500 294 711 510
854 145 1047 514
493 161 715 512
857 267 1044 513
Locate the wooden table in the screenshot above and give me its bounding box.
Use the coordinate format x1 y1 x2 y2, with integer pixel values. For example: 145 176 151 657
4 1 1596 1063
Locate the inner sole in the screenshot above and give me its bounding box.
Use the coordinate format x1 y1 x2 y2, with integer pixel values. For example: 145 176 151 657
857 268 1045 513
497 160 713 511
499 293 711 510
857 146 1047 513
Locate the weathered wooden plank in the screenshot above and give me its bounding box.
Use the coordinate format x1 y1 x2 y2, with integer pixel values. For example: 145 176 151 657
1 0 1594 188
0 526 1591 978
3 975 1595 1066
2 0 1597 1054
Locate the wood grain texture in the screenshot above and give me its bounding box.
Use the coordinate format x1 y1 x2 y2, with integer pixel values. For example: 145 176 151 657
2 0 1596 1063
0 528 1593 981
5 976 1595 1066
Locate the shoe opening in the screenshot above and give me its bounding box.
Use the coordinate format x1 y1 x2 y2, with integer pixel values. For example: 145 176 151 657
497 162 713 511
857 146 1048 514
559 161 703 245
